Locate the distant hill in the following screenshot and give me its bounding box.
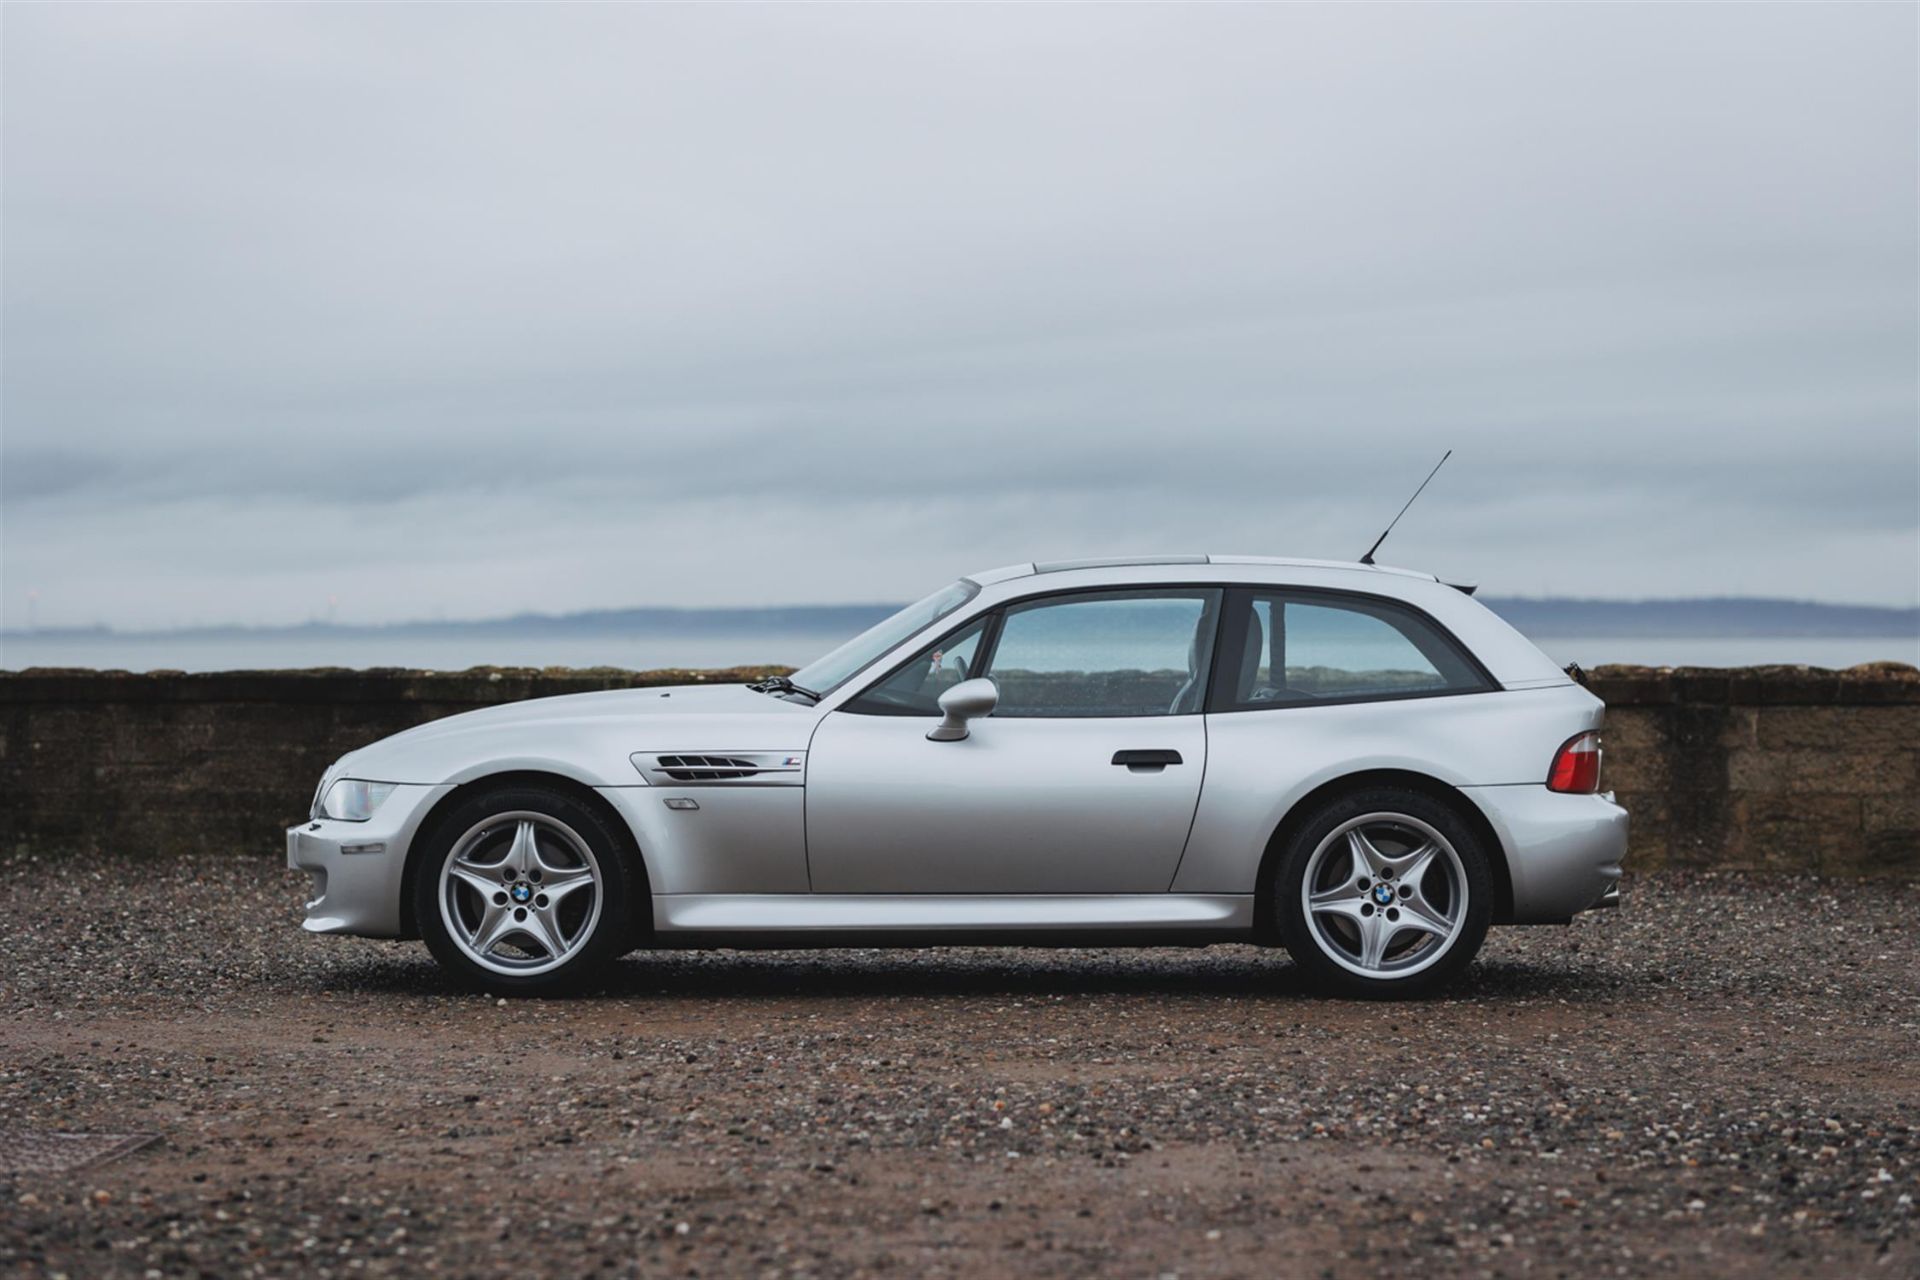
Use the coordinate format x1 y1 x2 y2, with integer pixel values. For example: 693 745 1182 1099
8 596 1915 642
4 604 899 641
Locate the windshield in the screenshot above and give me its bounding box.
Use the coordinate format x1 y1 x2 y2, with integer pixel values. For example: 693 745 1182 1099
787 580 981 696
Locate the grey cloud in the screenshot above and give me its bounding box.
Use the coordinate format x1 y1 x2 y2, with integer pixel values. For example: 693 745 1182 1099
0 449 118 502
2 3 1914 628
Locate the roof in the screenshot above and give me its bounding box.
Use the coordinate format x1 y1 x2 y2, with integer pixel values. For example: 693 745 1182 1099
969 555 1439 587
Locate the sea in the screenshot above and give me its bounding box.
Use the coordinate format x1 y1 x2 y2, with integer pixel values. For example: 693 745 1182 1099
2 629 1914 675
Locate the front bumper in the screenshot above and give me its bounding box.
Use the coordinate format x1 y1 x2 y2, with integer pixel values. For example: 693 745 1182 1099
286 784 451 937
1462 785 1629 923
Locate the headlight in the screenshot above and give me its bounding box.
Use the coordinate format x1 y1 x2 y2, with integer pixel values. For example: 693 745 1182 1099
314 779 397 822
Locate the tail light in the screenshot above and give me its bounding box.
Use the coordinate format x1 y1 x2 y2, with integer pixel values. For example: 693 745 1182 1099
1547 731 1603 793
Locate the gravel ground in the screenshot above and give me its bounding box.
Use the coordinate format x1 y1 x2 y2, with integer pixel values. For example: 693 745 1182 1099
1 853 1916 1279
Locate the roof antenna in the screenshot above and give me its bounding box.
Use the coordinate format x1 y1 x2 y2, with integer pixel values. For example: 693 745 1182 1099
1359 449 1451 566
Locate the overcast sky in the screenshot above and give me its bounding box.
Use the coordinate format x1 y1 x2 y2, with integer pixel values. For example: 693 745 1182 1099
2 4 1915 630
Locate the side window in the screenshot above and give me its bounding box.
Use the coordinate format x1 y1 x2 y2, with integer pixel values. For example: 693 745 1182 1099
843 617 990 716
985 590 1220 718
1212 592 1487 710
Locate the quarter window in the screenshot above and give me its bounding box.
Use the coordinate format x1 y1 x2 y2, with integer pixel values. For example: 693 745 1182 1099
1211 591 1488 710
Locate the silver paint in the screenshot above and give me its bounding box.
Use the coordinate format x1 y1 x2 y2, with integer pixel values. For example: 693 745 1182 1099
597 785 811 895
286 782 451 937
805 712 1207 894
926 677 999 742
653 892 1253 936
288 556 1628 956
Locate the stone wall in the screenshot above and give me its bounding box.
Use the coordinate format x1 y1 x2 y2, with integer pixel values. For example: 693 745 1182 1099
0 667 783 861
1586 664 1918 876
2 664 1915 875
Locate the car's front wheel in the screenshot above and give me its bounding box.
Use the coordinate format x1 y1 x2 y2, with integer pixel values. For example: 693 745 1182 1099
1273 788 1493 998
414 784 636 994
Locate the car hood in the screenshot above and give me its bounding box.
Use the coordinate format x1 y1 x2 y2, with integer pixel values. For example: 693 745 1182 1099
335 682 820 787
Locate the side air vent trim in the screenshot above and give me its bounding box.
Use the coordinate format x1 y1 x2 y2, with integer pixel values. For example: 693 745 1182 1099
630 751 807 787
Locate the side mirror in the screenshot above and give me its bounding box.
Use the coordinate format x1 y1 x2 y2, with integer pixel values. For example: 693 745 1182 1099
927 677 998 742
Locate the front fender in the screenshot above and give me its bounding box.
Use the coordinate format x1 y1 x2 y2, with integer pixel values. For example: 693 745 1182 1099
436 751 636 790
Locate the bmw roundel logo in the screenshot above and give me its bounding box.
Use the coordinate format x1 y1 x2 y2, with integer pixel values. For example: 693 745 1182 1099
511 883 534 904
1372 884 1395 906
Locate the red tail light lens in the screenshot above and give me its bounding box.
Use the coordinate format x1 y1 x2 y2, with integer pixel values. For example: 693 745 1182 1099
1547 731 1603 793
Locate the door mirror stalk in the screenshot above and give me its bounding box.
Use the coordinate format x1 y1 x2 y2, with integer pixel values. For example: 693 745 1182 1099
927 678 999 742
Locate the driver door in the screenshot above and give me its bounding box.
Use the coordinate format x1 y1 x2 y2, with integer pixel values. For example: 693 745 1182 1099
804 589 1219 894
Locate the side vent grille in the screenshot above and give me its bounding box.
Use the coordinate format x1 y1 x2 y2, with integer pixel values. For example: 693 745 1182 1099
656 754 762 781
632 750 805 786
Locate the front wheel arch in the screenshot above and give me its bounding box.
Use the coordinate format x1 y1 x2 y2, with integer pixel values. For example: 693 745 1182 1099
1251 769 1513 941
399 770 651 943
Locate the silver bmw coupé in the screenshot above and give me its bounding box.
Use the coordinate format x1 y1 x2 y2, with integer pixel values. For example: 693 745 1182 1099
289 556 1625 997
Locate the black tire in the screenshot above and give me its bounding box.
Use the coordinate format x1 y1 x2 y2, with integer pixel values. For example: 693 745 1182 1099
1273 787 1493 999
413 784 637 995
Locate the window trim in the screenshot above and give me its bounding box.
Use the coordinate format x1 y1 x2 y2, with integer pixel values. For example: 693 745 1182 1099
1203 586 1497 714
841 584 1224 720
978 586 1223 720
840 612 998 717
788 577 982 700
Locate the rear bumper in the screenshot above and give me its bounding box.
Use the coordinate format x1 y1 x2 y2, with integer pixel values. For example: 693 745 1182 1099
286 784 450 937
1461 785 1628 923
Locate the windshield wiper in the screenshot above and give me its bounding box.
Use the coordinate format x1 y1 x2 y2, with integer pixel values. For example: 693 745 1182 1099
748 674 821 702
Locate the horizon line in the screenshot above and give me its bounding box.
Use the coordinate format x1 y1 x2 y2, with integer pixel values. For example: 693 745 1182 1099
6 592 1919 640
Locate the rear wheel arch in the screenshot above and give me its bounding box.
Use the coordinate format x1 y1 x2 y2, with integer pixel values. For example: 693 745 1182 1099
399 770 652 942
1252 769 1513 940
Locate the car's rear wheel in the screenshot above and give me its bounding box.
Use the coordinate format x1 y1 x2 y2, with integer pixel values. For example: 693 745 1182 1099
414 784 636 994
1273 788 1492 998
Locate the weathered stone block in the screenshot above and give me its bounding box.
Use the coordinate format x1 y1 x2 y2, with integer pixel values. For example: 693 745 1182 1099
1754 706 1920 750
1601 746 1672 795
1663 705 1753 753
1859 832 1920 875
1587 667 1676 706
1728 748 1918 797
1670 671 1733 704
1856 793 1920 876
1615 794 1672 869
1727 794 1859 874
1864 791 1919 833
1596 708 1664 752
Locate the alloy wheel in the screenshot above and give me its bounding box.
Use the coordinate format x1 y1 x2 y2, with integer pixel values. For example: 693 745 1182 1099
438 811 604 977
1300 812 1468 980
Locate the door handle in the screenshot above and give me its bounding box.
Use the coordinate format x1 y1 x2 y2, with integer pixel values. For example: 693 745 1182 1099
1112 749 1183 771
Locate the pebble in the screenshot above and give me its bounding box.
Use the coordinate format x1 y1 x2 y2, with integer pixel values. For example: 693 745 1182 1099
0 856 1914 1276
